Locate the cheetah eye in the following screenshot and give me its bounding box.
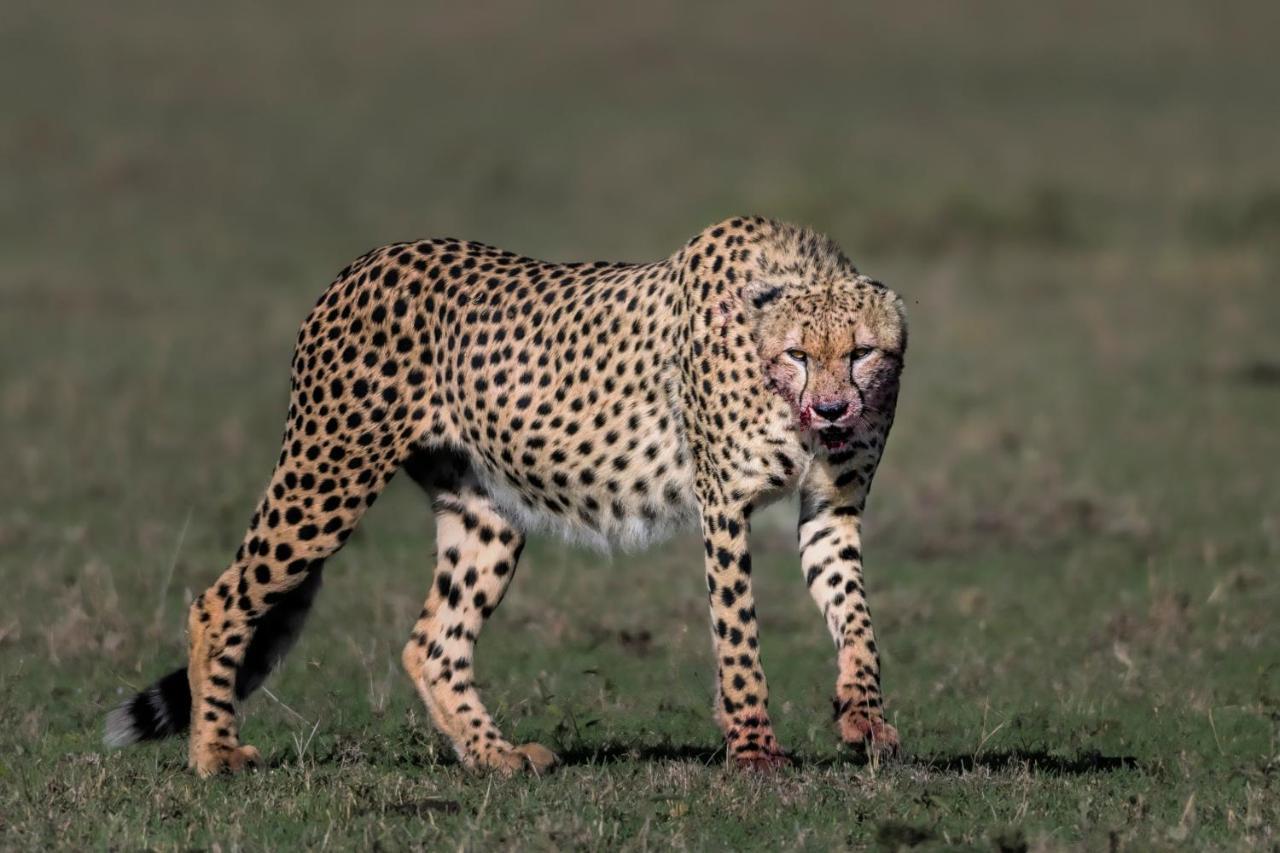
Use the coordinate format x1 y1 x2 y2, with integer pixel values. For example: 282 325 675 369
850 347 875 361
784 349 808 363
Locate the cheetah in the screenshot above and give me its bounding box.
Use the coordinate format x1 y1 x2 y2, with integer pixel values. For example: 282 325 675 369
104 216 907 775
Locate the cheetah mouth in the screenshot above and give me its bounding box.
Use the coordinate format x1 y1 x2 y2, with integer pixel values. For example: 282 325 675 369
816 426 855 451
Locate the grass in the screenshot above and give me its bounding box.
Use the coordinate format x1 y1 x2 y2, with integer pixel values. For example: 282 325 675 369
2 1 1279 849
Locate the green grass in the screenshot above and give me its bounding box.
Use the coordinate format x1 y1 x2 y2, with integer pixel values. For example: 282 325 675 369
2 2 1279 849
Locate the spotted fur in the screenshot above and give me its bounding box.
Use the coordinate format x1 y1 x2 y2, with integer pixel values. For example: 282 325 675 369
104 216 907 775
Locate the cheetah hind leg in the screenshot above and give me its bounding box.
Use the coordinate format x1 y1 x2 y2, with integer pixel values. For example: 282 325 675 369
401 451 557 776
184 433 395 777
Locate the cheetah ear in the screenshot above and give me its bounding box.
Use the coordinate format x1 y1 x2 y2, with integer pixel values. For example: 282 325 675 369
892 293 909 354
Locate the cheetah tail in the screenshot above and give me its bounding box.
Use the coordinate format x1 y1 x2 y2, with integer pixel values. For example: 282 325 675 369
103 666 191 748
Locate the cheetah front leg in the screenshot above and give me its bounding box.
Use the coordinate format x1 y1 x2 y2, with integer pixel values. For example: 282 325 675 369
700 505 789 769
798 454 899 757
401 486 555 775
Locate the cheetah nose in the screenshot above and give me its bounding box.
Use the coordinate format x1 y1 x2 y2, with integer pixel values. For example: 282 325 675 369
812 401 848 422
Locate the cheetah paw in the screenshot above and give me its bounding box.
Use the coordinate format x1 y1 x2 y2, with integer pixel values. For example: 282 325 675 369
839 715 900 756
480 742 559 777
192 744 262 778
514 742 559 775
733 748 791 772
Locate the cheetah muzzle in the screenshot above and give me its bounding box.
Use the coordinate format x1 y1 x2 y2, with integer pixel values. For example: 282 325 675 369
104 216 907 775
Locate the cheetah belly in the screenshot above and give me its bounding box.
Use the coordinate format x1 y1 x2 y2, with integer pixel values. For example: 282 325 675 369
460 396 699 552
470 442 698 552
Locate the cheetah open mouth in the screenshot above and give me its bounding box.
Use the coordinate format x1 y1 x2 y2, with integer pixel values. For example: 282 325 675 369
817 426 855 451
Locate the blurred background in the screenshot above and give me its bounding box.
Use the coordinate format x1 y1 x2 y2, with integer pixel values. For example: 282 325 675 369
2 1 1278 848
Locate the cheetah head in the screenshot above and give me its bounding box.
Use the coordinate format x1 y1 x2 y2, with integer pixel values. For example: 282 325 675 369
744 273 907 453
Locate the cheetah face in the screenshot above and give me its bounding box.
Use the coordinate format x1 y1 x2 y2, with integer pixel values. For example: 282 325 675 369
747 278 906 452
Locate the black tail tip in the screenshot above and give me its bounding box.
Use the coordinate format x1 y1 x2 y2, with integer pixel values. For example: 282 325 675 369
103 666 191 748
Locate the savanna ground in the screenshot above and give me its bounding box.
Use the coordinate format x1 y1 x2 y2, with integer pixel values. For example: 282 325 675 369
2 2 1279 850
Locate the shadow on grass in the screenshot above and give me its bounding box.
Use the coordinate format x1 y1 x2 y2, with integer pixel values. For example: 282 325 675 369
907 748 1139 775
557 741 728 767
258 726 1140 775
557 743 1140 775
